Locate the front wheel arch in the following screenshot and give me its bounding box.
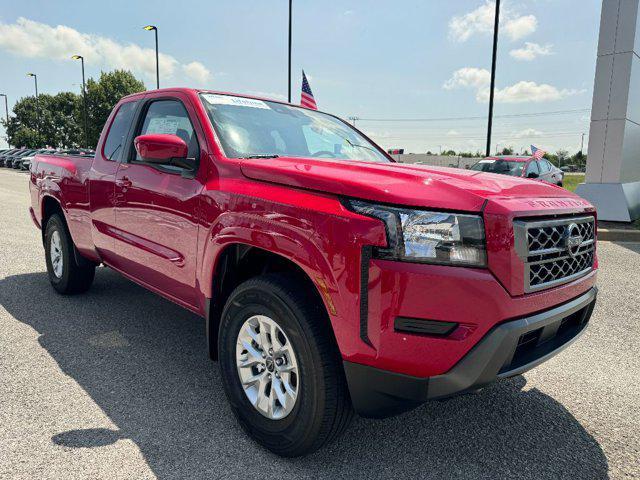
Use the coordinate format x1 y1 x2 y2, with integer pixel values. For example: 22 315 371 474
207 244 334 361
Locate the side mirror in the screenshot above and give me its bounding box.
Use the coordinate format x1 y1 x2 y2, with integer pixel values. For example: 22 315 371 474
527 172 539 179
134 134 189 167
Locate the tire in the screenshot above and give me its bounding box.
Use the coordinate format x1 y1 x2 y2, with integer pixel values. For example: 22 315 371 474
218 273 353 457
44 213 95 294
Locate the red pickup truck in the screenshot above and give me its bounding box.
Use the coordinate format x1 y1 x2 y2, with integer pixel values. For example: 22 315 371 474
29 89 598 456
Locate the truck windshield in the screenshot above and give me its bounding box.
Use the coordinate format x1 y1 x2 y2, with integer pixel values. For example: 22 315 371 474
470 159 524 177
199 93 390 162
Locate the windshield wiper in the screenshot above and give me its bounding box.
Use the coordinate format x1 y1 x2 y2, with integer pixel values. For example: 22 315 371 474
239 154 280 159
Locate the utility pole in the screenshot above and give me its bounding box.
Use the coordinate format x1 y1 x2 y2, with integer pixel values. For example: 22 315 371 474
580 132 585 155
348 116 359 126
0 94 9 147
485 0 501 157
288 0 292 103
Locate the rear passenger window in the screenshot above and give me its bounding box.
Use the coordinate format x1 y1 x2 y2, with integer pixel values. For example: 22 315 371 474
103 101 137 162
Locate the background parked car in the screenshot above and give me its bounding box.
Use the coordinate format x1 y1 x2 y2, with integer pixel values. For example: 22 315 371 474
60 148 95 157
469 156 565 186
0 149 20 167
19 149 56 171
9 149 36 169
4 149 27 168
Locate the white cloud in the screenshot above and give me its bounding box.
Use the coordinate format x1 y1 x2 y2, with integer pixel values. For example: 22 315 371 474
485 82 585 103
447 129 460 136
511 128 544 138
444 67 585 103
443 67 490 90
502 15 537 41
0 17 212 84
509 42 554 61
449 1 537 42
182 61 212 84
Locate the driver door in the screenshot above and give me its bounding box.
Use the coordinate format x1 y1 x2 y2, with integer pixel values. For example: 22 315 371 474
113 93 205 308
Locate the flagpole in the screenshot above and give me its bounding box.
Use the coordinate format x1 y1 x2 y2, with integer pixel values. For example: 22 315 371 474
288 0 292 103
486 0 500 157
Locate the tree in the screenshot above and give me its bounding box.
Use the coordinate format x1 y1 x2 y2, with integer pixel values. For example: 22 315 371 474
571 151 587 168
9 125 41 148
4 93 82 148
85 70 146 147
555 149 569 168
500 147 514 155
2 70 144 149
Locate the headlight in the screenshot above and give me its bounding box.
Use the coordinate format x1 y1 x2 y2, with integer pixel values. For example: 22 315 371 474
348 200 487 267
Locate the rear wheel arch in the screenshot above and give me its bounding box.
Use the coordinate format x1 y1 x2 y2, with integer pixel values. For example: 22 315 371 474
41 196 65 245
40 196 92 268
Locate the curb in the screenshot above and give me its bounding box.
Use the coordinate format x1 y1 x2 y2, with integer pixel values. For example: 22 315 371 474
598 228 640 242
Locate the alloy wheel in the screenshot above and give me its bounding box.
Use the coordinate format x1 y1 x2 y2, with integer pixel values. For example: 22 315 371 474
235 314 300 420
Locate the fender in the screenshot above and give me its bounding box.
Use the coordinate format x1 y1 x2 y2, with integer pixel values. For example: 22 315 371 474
199 211 342 321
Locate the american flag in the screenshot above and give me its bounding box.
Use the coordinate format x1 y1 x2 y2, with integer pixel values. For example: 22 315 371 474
300 70 317 110
531 145 546 160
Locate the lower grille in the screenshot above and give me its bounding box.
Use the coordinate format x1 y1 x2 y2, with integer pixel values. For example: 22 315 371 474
514 216 595 292
501 303 592 374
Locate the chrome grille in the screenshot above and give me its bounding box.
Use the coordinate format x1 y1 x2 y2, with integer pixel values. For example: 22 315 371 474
514 216 595 292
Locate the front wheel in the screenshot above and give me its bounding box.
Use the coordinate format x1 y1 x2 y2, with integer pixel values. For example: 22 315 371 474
218 273 353 457
44 214 95 294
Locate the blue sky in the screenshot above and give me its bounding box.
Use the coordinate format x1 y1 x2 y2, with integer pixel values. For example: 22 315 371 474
0 0 601 153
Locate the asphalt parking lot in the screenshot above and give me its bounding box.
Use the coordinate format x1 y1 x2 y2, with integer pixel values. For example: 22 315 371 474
0 168 638 479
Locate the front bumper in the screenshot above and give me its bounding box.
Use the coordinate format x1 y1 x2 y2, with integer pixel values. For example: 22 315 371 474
344 287 596 418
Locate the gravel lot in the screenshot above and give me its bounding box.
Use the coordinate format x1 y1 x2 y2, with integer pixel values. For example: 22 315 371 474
1 168 638 479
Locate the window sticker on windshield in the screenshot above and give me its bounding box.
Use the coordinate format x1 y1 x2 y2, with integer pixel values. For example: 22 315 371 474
202 94 270 109
148 117 180 135
478 159 495 163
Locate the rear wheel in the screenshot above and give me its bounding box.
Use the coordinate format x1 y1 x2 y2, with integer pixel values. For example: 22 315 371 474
218 273 353 457
44 214 95 294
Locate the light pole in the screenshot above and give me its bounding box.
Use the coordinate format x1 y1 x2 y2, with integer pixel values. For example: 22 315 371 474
27 73 38 97
485 0 501 157
71 55 89 148
0 93 9 147
27 73 39 138
72 55 89 148
288 0 292 103
143 25 159 89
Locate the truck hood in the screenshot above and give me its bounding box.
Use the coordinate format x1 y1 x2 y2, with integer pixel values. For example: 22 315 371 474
240 156 590 213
